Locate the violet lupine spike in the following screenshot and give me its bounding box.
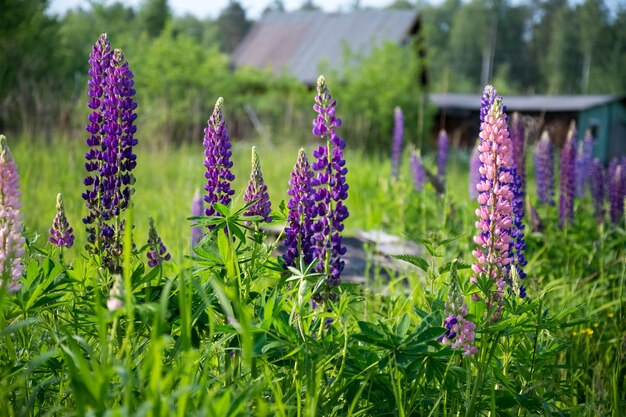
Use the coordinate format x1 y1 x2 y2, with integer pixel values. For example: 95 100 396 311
391 106 404 179
436 129 449 183
243 146 272 223
471 91 514 321
438 294 477 356
608 158 624 224
589 158 605 223
410 150 426 192
558 124 577 227
510 112 526 191
509 167 527 298
469 141 481 200
191 188 204 247
203 97 235 229
146 217 171 268
0 136 25 293
534 131 554 205
49 193 74 249
283 148 315 269
310 75 349 295
575 131 594 198
83 33 112 252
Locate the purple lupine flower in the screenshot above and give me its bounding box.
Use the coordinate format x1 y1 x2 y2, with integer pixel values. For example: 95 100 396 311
310 75 349 295
472 87 514 321
469 141 481 200
243 146 272 223
146 217 171 268
100 48 138 221
410 150 426 192
534 131 554 205
391 106 404 179
49 193 74 249
83 34 112 252
510 112 525 191
436 129 448 183
203 97 235 229
558 124 577 227
575 130 594 198
608 158 624 224
589 158 605 223
0 136 25 293
438 294 477 356
283 148 315 269
191 188 204 247
509 168 527 298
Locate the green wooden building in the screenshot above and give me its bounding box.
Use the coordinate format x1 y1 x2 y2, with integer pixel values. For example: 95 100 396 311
577 96 626 163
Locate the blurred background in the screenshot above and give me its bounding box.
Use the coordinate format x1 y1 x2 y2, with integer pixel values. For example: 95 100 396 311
1 0 625 152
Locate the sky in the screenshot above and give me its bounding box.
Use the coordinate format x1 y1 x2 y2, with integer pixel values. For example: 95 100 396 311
47 0 409 19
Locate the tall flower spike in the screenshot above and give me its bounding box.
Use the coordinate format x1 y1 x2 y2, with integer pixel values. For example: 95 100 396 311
191 188 204 247
410 149 426 192
391 106 404 179
283 148 315 269
575 130 593 198
203 97 235 229
83 33 111 253
310 75 349 296
469 140 481 200
471 88 514 321
509 168 527 298
49 193 74 248
0 136 25 293
558 123 577 227
243 146 272 223
146 217 171 268
608 158 624 224
589 158 605 223
436 129 449 183
534 131 554 205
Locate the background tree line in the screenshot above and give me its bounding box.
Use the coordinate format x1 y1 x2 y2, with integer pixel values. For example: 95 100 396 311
0 0 624 149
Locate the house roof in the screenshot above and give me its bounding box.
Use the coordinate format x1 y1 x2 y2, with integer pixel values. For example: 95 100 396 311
429 93 624 112
231 10 420 85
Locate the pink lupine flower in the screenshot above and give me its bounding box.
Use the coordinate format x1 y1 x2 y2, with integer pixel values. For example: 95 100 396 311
0 136 25 293
438 294 478 356
472 87 514 319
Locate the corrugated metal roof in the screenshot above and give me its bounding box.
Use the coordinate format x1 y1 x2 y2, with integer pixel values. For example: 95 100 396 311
429 93 624 112
232 10 420 85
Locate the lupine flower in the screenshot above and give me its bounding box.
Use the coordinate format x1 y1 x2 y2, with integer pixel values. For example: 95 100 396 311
469 141 481 200
436 129 448 183
107 274 124 311
534 131 554 205
82 35 138 273
608 158 624 224
191 188 204 247
146 217 171 268
243 146 272 223
559 124 577 227
310 75 349 295
203 97 235 228
410 150 426 192
575 131 593 198
589 158 605 222
509 168 527 298
283 148 315 269
510 112 525 191
471 86 514 320
391 106 404 179
49 193 74 248
438 294 478 356
0 136 25 293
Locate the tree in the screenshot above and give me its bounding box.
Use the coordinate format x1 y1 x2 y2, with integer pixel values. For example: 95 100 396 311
138 0 170 38
577 0 608 92
216 0 251 53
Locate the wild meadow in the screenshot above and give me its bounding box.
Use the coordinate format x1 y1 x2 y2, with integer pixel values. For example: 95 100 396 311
0 33 625 417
